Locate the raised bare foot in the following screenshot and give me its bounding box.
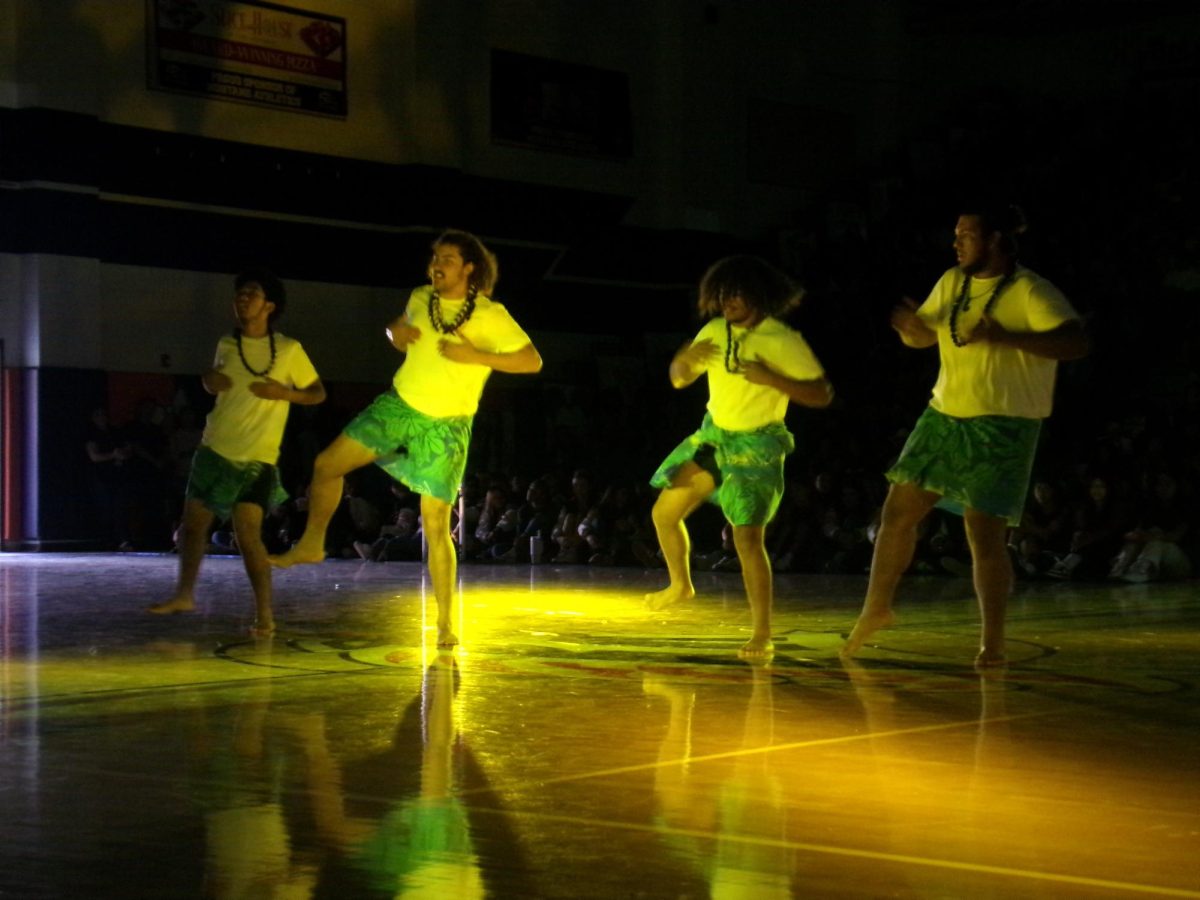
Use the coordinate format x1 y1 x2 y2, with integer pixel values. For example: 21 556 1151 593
147 595 195 615
738 635 775 658
840 608 897 658
974 648 1007 669
645 584 696 611
268 545 325 569
437 628 459 649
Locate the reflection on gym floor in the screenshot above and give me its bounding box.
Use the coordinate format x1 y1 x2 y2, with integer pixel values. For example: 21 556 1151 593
1 553 1197 897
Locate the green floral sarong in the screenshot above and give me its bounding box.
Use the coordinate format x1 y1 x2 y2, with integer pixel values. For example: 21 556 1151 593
651 414 795 526
186 445 287 520
343 391 472 504
353 797 476 893
887 406 1041 525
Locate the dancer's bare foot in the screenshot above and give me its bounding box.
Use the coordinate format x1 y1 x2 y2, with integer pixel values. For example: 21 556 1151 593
738 635 775 658
147 595 195 615
249 619 276 638
974 648 1007 669
645 584 695 611
268 544 325 569
840 608 897 658
436 628 459 650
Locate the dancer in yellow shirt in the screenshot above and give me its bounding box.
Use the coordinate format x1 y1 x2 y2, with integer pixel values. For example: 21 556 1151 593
271 231 541 649
646 255 833 657
843 203 1088 666
150 268 325 635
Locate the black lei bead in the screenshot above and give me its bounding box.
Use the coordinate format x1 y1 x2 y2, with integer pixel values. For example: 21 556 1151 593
949 270 1014 348
429 286 478 334
235 328 276 376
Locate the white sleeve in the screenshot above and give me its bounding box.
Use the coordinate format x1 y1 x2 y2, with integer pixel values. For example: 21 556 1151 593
770 329 825 381
916 269 957 326
1026 278 1080 331
480 302 534 354
282 341 320 389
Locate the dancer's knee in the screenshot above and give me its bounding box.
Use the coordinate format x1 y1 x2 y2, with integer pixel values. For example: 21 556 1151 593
312 450 343 481
420 497 453 531
731 524 765 554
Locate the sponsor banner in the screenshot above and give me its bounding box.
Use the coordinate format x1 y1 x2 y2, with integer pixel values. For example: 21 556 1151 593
147 0 347 117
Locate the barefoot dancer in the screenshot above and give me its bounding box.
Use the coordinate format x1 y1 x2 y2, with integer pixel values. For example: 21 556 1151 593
149 269 325 635
646 256 832 657
843 202 1088 666
270 231 542 648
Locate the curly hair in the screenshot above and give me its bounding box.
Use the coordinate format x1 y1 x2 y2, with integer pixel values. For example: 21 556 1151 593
696 255 803 320
433 230 499 296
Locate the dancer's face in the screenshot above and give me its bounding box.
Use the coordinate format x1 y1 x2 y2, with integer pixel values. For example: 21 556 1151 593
721 293 761 327
952 215 999 275
428 244 475 299
234 281 273 329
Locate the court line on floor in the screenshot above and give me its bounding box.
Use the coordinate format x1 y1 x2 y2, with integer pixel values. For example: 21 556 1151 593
473 806 1200 897
0 666 399 711
453 712 1049 796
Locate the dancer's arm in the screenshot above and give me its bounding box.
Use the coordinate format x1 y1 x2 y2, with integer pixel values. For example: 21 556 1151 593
969 316 1089 360
742 362 834 408
891 297 937 349
200 369 233 394
439 335 543 373
250 378 326 405
386 314 421 352
668 338 717 389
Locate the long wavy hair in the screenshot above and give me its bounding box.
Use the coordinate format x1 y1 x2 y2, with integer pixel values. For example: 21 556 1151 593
696 255 803 320
433 230 499 296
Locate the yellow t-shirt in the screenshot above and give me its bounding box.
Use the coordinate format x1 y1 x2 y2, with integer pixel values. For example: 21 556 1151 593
392 286 532 418
917 266 1079 419
201 331 319 464
698 316 825 431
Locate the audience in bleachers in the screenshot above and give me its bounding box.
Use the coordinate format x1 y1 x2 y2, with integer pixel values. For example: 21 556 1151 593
1010 480 1072 577
125 394 1197 585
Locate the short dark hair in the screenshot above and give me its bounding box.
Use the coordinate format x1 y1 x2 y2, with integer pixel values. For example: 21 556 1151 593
433 230 499 296
959 200 1028 256
696 255 803 319
235 267 287 323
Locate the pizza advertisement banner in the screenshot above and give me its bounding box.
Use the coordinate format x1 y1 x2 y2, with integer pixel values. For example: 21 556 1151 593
147 0 348 117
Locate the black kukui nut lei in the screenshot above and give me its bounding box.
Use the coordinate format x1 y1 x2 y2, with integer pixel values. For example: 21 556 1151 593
235 328 276 376
949 270 1014 348
724 318 743 373
429 285 478 334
